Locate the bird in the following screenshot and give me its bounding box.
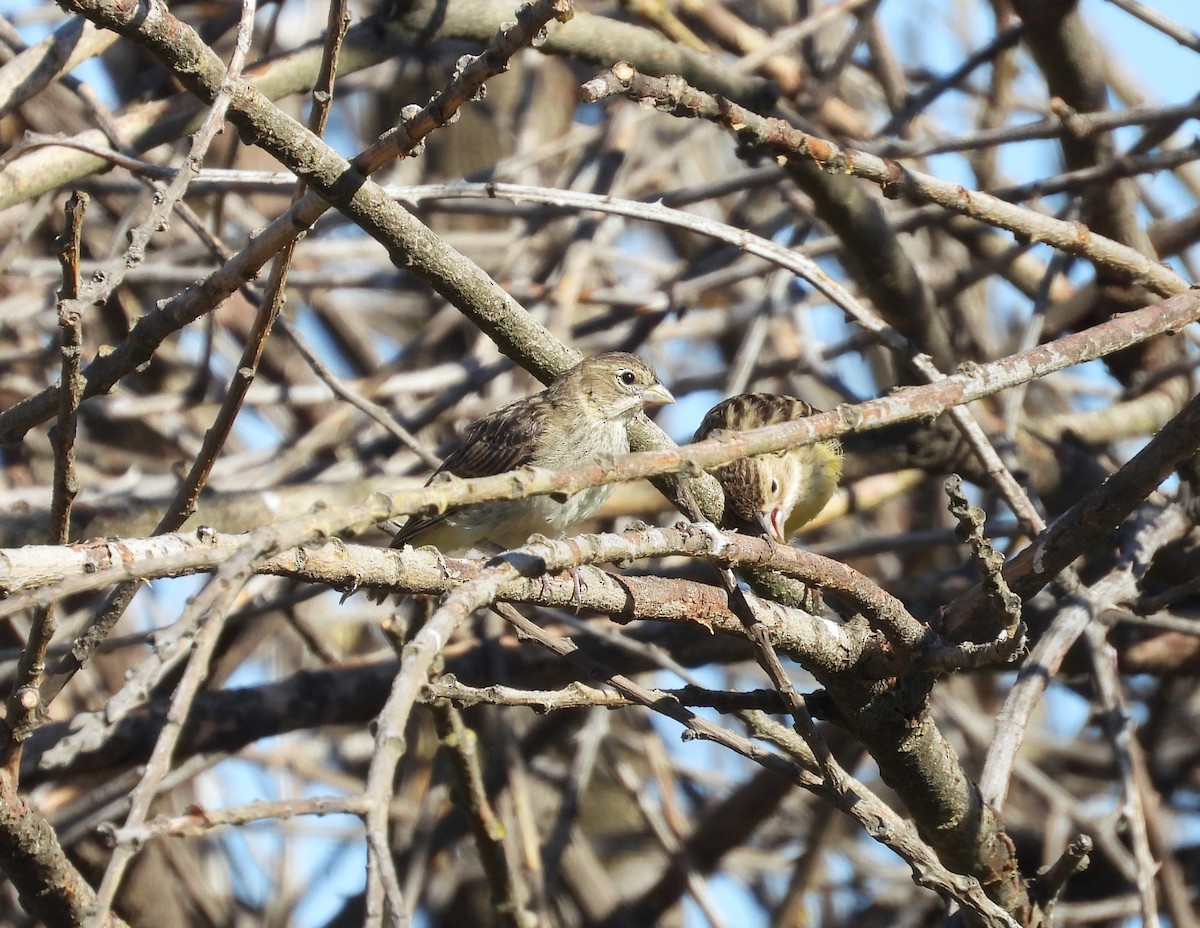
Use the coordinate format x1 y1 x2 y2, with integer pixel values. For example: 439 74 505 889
693 393 842 543
370 352 673 601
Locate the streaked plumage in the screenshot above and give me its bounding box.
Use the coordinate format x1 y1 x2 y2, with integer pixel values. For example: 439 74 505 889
383 351 673 557
694 393 842 542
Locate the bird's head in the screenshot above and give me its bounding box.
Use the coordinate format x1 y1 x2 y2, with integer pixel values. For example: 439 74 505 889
739 453 804 544
704 452 800 543
564 351 675 422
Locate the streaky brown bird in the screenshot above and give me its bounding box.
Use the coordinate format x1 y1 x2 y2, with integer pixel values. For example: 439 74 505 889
370 352 673 601
693 393 842 542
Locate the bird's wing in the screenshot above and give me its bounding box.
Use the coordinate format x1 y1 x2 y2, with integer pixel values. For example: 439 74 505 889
696 400 729 439
438 396 547 478
694 394 820 438
389 397 548 548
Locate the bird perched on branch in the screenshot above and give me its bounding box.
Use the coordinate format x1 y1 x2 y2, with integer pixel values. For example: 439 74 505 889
370 352 673 601
694 393 842 543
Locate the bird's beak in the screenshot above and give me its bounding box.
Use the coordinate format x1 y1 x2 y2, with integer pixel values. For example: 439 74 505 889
756 509 788 544
641 382 675 406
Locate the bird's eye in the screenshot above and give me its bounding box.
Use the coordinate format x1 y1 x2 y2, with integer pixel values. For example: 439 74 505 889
770 478 780 494
617 369 637 386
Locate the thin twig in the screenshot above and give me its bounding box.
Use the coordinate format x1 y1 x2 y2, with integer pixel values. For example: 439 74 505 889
1 191 88 773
